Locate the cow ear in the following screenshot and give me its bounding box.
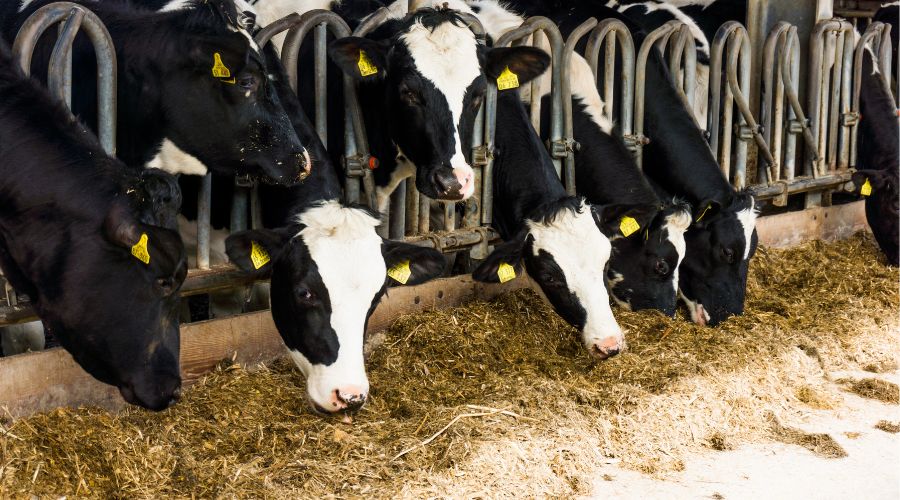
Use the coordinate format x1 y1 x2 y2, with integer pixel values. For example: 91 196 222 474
660 201 693 233
328 37 388 81
472 231 528 283
852 169 892 193
188 31 250 80
382 241 447 286
483 46 550 87
591 203 659 239
104 200 143 250
225 228 293 278
692 199 722 226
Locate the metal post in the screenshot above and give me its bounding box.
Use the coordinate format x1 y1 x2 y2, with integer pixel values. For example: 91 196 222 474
584 19 637 153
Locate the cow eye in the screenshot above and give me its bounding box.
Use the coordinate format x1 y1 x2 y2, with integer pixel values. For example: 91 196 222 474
721 246 735 263
156 277 175 295
401 88 421 105
295 287 315 302
237 75 257 91
654 260 670 277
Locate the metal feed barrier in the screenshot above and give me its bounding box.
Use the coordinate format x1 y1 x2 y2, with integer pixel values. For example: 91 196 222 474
0 5 896 330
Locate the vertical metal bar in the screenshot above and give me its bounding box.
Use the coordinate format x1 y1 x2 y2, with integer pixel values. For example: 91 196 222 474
784 32 800 181
231 187 249 231
250 185 263 230
197 173 212 270
418 195 430 234
826 31 844 171
443 202 456 232
604 32 616 121
314 22 328 149
836 27 854 171
481 84 498 225
406 175 420 235
389 183 406 239
48 8 82 106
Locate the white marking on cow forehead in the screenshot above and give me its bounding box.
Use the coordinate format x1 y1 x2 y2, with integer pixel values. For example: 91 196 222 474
160 0 194 11
291 201 383 407
527 203 623 345
400 20 481 171
736 202 757 261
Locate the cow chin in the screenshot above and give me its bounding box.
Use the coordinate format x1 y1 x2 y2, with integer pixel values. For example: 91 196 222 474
241 150 310 186
289 350 370 416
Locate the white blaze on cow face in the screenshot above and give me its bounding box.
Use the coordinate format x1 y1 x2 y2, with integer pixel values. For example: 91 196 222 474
665 207 691 295
289 201 385 412
527 204 625 358
736 202 757 261
399 20 480 199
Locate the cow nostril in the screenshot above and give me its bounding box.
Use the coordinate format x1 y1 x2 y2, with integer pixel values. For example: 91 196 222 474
335 390 367 413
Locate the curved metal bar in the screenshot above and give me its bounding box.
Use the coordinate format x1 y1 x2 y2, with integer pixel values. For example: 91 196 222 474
13 1 118 155
807 19 853 180
47 7 83 106
256 12 302 47
851 22 893 167
779 27 820 171
585 19 636 139
635 22 677 167
761 22 790 185
354 6 391 37
560 18 597 196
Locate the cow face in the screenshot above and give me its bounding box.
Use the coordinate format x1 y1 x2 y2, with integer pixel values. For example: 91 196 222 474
595 201 692 315
473 199 625 360
39 201 188 411
161 23 309 184
328 8 548 201
677 193 758 326
225 201 446 414
853 169 899 266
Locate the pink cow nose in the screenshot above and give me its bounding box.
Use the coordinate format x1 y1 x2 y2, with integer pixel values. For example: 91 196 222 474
454 168 475 199
330 386 367 413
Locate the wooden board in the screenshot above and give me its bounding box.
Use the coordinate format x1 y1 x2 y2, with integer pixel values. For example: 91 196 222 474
0 202 870 418
757 201 868 248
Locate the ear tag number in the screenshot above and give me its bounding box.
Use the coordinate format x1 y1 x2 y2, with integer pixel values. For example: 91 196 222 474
250 241 271 270
497 66 520 90
131 233 150 265
358 50 379 77
497 262 516 283
860 178 873 197
619 216 640 237
211 52 232 79
696 204 712 222
387 260 412 284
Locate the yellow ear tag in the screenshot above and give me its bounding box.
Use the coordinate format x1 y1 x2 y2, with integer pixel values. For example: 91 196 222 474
696 204 712 222
131 233 150 265
496 66 520 90
250 241 271 270
211 52 231 79
860 178 873 197
387 260 412 284
357 50 379 77
497 262 516 283
619 216 640 237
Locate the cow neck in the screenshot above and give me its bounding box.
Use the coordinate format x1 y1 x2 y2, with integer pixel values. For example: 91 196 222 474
858 53 899 171
490 90 569 239
571 100 660 207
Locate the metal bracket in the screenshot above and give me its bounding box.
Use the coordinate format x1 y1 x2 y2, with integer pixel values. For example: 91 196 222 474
472 144 494 167
841 111 860 127
623 134 649 155
234 174 256 188
344 154 369 178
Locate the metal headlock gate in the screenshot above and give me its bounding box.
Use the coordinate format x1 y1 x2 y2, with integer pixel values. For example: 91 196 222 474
0 3 896 330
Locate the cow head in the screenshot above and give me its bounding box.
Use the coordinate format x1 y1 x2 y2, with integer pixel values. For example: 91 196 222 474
328 8 548 201
39 199 187 411
151 2 309 184
595 201 692 315
225 200 446 414
678 193 758 326
473 198 625 359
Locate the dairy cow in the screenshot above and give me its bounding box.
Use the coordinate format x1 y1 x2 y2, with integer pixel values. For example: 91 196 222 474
219 45 448 415
2 0 309 183
853 39 899 266
0 39 187 410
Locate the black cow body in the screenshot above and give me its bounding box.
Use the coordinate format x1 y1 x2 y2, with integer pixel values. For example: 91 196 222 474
0 39 187 410
1 0 309 184
493 0 758 326
853 46 899 266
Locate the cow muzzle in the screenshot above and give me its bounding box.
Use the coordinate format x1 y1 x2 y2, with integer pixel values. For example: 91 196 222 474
585 331 626 361
429 166 475 201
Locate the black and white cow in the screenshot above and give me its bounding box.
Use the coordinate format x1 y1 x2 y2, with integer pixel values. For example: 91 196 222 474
0 39 188 410
467 53 626 359
485 0 757 326
2 0 309 184
221 46 447 415
853 42 898 266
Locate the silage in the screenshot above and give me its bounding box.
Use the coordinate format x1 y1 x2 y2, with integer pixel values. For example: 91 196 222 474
0 233 897 498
